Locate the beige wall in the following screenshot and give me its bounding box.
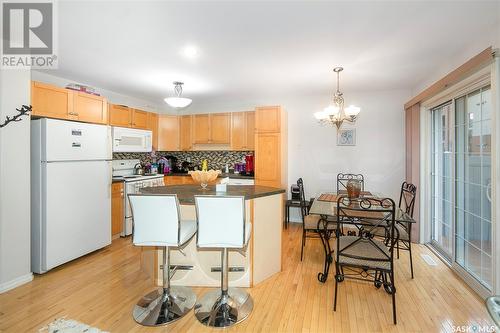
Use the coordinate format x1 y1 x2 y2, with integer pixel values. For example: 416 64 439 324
185 89 410 223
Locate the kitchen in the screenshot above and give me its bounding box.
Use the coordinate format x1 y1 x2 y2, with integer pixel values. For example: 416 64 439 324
0 1 499 332
30 78 286 273
26 75 287 328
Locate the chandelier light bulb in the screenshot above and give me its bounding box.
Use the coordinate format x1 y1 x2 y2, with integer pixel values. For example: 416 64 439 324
345 105 361 116
324 105 340 116
314 110 328 120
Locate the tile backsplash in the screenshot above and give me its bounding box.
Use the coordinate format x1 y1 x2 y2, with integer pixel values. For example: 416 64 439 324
113 150 253 171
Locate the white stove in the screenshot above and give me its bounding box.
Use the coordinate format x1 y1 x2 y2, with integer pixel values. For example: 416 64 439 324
112 159 164 236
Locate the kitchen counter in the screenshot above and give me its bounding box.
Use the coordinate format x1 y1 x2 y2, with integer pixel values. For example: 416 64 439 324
139 183 284 288
141 184 283 204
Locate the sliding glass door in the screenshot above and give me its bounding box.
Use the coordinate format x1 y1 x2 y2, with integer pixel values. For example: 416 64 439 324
431 102 454 260
455 86 492 290
430 85 492 294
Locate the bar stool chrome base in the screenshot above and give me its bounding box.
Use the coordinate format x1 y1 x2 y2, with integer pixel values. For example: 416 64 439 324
194 288 253 328
133 286 196 326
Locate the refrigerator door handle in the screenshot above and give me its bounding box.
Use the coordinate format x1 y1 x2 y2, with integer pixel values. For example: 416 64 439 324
107 161 112 199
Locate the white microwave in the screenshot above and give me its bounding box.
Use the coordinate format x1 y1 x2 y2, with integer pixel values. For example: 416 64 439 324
112 127 152 152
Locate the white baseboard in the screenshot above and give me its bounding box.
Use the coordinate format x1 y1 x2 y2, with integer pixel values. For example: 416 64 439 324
0 273 33 293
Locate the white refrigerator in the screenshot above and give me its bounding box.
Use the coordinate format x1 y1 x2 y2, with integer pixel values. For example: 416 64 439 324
31 118 112 274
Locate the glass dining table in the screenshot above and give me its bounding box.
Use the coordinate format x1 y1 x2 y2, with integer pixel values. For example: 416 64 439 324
308 191 416 283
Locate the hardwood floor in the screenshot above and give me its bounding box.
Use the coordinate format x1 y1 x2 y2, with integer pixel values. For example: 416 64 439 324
0 224 493 332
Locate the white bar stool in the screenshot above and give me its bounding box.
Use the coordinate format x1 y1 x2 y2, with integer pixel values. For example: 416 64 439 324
128 194 197 326
194 195 253 328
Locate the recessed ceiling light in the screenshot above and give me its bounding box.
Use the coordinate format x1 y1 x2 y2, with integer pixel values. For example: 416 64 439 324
183 45 198 59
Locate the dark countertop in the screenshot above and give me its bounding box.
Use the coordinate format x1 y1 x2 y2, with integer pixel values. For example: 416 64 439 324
140 184 285 204
112 178 124 183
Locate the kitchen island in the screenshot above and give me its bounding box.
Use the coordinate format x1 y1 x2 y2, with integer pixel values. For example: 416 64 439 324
139 184 285 287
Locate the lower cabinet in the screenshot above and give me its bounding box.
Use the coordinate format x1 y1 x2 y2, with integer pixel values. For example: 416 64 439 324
164 175 196 185
111 182 124 237
255 133 281 187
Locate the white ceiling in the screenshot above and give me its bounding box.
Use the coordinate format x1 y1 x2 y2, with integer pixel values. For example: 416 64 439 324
43 0 500 108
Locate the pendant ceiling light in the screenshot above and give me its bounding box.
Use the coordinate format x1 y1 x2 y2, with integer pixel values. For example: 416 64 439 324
164 81 192 109
314 67 361 129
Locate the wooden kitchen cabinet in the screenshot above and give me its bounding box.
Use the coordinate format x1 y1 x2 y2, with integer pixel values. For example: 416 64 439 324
180 115 193 151
164 175 196 185
231 111 255 150
31 81 74 119
231 112 246 149
193 114 210 144
255 133 281 187
246 111 255 150
158 115 180 151
132 109 148 129
255 106 287 189
31 81 109 125
73 92 108 124
109 104 132 127
111 182 124 237
193 113 230 144
147 112 159 151
165 175 217 185
255 106 281 133
210 113 231 144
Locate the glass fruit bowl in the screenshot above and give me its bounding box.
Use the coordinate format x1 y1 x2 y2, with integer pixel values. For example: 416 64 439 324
188 170 221 189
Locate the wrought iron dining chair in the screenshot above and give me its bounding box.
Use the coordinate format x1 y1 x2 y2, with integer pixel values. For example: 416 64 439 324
298 178 333 261
371 181 417 278
333 196 399 325
336 173 365 193
395 181 417 278
336 173 365 236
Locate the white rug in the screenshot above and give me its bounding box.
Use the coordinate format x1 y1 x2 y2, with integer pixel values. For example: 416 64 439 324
39 318 109 333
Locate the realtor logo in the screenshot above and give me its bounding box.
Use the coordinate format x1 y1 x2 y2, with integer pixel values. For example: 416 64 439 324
1 1 57 68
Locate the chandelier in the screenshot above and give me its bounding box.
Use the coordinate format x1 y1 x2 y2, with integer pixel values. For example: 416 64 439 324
164 81 192 108
314 67 360 129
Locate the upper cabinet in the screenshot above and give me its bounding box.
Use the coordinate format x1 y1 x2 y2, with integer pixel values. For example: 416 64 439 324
158 115 180 151
32 81 74 119
246 111 255 150
31 81 107 124
179 115 193 151
255 106 281 133
109 104 132 127
210 113 231 144
73 92 107 124
147 112 159 151
231 111 255 150
108 105 155 131
193 114 210 144
193 113 230 144
132 109 148 129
